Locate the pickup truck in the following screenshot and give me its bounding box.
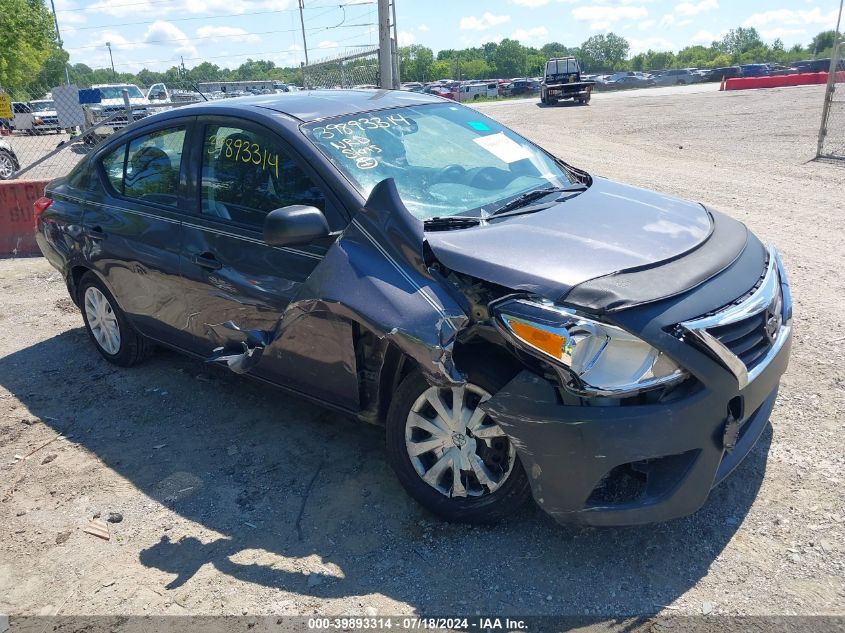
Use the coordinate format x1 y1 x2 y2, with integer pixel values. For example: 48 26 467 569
540 57 595 105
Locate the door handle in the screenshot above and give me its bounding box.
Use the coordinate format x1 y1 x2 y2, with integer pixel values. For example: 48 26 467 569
84 225 106 240
191 252 222 271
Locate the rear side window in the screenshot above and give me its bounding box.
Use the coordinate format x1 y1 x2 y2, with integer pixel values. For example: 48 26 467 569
200 124 325 230
124 127 186 206
99 126 185 206
101 144 126 193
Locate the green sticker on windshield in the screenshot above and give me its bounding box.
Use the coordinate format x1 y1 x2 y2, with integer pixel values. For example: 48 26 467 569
468 121 490 131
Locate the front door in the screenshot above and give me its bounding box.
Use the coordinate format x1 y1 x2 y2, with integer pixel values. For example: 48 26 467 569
177 117 359 408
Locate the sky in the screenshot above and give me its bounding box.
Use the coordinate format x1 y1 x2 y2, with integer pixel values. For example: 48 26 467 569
53 0 842 73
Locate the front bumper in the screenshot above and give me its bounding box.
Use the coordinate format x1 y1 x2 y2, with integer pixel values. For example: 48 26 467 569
483 325 790 526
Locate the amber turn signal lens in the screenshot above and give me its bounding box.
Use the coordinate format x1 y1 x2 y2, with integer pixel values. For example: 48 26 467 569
509 320 565 359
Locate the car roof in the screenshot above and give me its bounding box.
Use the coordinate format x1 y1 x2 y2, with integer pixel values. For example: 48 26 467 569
179 89 446 122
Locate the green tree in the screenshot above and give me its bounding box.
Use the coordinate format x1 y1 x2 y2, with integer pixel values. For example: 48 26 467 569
810 30 838 55
580 32 630 72
717 27 764 58
494 39 527 77
0 0 62 97
399 45 434 82
26 46 70 96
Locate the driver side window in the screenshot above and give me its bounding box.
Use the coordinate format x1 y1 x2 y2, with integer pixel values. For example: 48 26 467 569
200 124 325 230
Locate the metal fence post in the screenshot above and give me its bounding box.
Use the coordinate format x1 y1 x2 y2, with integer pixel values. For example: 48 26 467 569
817 39 843 158
122 88 133 126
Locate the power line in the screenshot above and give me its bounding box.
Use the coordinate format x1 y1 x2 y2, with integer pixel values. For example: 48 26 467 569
106 41 375 69
57 0 373 12
64 11 373 51
65 27 300 50
73 8 309 30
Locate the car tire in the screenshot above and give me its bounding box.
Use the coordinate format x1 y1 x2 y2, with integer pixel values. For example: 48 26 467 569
385 364 531 524
78 272 154 367
0 149 17 180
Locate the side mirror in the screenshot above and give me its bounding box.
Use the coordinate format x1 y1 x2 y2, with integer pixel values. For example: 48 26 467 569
263 205 329 247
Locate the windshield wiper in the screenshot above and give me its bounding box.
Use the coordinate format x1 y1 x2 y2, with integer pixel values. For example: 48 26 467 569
490 184 588 216
423 215 483 231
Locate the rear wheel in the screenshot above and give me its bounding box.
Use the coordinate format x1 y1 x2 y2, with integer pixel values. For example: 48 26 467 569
385 364 531 523
78 273 154 366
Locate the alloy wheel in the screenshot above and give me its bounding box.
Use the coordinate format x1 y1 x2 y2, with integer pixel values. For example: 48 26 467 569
0 152 14 179
84 286 121 355
405 384 516 498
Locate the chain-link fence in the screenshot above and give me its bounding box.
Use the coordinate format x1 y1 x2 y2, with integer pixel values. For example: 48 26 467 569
302 47 381 89
817 41 845 160
0 80 219 182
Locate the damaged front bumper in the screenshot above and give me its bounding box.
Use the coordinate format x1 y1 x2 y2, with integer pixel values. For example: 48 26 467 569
481 324 791 527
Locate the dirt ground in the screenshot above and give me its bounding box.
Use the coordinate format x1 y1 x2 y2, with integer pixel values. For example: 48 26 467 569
0 84 843 620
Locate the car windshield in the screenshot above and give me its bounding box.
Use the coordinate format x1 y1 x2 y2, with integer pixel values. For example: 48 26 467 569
301 103 574 220
98 86 145 99
30 101 55 112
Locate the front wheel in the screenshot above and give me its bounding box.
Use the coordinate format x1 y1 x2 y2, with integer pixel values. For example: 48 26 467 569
385 366 531 523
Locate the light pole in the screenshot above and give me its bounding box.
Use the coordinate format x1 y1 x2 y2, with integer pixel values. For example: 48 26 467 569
106 42 116 79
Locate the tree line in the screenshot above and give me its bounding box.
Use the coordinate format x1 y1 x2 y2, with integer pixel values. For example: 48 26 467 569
0 0 839 99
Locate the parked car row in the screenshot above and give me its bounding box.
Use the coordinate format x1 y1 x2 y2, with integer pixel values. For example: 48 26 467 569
401 77 543 101
587 59 835 91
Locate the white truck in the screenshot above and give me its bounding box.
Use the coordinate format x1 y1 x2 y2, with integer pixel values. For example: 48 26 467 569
84 84 153 136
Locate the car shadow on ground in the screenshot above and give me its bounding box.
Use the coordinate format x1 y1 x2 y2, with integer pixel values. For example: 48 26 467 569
0 328 772 615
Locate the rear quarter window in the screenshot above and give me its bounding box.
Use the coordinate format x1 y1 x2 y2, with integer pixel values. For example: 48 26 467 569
101 144 127 194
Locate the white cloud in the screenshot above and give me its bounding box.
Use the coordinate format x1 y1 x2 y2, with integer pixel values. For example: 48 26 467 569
317 40 338 49
86 0 292 17
195 25 260 43
628 36 675 54
659 14 675 26
511 26 550 43
91 31 145 51
398 30 415 45
418 24 430 32
638 19 656 30
760 28 807 41
54 0 87 24
675 0 718 17
511 0 550 7
571 5 648 30
677 18 693 26
459 12 511 31
143 20 198 57
743 8 838 28
690 29 724 45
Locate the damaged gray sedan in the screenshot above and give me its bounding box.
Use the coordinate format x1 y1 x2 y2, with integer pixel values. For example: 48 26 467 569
35 90 792 526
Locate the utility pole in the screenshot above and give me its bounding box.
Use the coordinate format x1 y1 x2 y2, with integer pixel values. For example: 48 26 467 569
390 0 400 88
49 0 71 85
106 42 116 80
377 0 393 89
298 0 310 67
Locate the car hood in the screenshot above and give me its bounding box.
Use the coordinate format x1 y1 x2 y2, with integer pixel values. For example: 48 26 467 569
425 177 713 301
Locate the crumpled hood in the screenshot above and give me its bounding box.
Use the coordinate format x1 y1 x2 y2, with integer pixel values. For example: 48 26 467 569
425 177 713 300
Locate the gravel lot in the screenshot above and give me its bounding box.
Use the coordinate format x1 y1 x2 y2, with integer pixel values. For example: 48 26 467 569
1 84 843 620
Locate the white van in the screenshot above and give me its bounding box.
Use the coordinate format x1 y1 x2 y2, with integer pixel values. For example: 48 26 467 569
457 82 498 101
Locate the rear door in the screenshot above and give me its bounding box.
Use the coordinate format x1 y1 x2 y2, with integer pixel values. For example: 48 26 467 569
83 117 194 345
177 116 358 407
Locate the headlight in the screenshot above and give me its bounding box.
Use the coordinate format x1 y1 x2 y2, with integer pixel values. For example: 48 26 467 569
492 297 687 397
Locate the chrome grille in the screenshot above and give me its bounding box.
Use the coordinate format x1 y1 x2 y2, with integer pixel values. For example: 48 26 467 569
678 245 791 388
706 310 771 370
